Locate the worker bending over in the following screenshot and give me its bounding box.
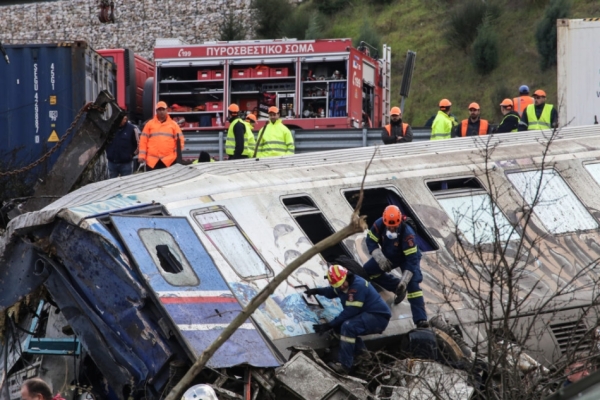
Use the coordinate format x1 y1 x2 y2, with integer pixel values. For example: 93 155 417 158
363 206 428 328
305 265 391 375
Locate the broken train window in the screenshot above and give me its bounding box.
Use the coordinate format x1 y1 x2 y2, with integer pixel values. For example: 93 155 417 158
343 186 438 252
507 169 598 234
429 177 518 244
193 208 273 279
282 196 354 263
138 229 199 286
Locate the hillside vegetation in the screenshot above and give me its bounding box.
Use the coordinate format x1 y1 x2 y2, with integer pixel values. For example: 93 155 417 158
249 0 600 125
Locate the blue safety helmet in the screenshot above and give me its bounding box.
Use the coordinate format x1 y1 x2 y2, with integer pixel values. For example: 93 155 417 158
519 85 529 94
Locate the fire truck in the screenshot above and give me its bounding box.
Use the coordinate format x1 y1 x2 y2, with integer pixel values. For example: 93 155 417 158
151 38 391 130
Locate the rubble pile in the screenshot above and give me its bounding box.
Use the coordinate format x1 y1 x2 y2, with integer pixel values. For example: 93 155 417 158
0 0 259 60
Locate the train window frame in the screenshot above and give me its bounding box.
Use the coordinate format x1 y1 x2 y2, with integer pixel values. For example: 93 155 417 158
341 185 439 252
191 207 273 280
281 195 355 263
427 176 520 245
507 168 598 234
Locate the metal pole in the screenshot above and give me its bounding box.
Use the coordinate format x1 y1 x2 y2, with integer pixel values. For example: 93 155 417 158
219 131 224 161
362 128 368 147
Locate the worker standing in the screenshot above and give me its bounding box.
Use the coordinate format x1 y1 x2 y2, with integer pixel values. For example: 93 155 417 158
305 264 391 375
245 113 257 128
453 102 492 137
139 101 184 171
513 85 534 117
254 106 295 157
225 104 255 160
430 99 457 140
382 106 413 144
362 206 428 328
495 99 521 133
519 89 558 131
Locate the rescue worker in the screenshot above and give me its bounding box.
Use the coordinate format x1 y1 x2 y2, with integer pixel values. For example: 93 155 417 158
139 101 184 171
305 264 391 375
513 85 534 117
363 205 428 328
431 99 457 140
225 104 255 160
254 106 295 157
382 106 413 144
453 102 492 137
519 89 558 131
495 99 521 133
245 113 257 129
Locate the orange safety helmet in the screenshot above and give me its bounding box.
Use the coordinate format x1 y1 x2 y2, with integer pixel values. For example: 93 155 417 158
228 104 240 113
268 106 279 114
500 98 514 108
468 102 480 110
390 106 401 116
245 113 257 122
383 205 402 228
533 89 546 97
327 264 348 288
439 99 452 108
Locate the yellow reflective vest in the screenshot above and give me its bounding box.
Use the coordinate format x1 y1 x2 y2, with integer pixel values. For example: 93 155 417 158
525 104 554 130
431 111 456 140
226 118 256 157
254 119 294 158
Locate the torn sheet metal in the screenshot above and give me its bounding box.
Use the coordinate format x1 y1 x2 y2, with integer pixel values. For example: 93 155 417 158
110 215 281 368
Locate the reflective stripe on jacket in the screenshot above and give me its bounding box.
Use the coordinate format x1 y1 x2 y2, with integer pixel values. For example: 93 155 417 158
385 123 408 137
526 104 554 130
513 96 534 116
431 111 455 140
460 119 489 136
255 119 294 158
139 115 184 168
226 118 256 157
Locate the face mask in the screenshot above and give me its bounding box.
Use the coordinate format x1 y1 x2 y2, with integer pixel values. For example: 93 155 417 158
386 230 398 240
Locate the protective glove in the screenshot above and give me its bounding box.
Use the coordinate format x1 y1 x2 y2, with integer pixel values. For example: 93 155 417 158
372 248 393 272
313 322 332 335
394 270 413 305
304 288 320 297
137 162 146 172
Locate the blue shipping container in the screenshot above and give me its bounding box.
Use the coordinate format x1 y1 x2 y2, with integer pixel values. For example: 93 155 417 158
0 41 116 182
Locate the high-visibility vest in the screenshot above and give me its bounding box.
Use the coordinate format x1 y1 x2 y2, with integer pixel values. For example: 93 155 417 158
385 123 408 137
513 96 534 116
526 104 554 130
460 119 489 136
431 111 456 140
226 118 256 157
139 115 184 168
255 119 295 158
499 113 520 132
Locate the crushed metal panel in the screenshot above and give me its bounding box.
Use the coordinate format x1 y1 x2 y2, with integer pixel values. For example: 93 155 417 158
275 352 368 399
110 215 280 368
393 360 474 400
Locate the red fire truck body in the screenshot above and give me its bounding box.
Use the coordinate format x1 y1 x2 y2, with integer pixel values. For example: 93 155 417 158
152 39 391 130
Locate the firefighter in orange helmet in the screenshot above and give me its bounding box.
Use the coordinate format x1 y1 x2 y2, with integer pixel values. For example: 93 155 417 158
495 99 521 133
305 264 391 375
139 101 184 171
431 99 457 140
382 106 413 144
363 205 428 328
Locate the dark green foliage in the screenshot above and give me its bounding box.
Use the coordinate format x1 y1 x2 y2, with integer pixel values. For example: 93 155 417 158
218 9 247 41
251 0 294 39
305 12 325 40
535 0 571 70
353 19 381 56
281 7 311 40
490 84 513 120
445 0 502 52
316 0 349 16
472 18 499 75
367 0 393 4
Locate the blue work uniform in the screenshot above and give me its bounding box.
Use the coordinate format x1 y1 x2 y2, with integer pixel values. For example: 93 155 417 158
364 218 427 324
313 275 391 370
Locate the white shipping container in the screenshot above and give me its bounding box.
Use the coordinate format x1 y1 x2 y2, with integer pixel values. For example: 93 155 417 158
557 18 600 127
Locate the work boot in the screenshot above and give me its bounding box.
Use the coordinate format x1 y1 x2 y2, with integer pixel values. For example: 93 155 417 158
416 320 430 329
327 361 350 375
394 282 407 305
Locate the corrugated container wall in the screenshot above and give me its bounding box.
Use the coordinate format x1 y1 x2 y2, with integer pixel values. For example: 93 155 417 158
0 41 115 182
557 19 600 127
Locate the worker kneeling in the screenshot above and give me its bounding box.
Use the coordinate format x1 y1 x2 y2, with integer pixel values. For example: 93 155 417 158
363 205 428 328
305 264 391 375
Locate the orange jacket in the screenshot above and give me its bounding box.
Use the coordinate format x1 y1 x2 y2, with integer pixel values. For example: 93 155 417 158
512 95 534 117
139 115 184 168
460 119 489 136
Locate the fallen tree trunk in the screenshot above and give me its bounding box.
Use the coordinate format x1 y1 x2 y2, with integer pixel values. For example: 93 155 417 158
165 150 376 400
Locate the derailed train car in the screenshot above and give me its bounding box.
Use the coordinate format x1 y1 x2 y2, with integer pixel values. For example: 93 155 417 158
1 126 600 398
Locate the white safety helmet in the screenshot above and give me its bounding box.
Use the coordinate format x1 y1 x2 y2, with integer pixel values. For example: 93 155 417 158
181 384 219 400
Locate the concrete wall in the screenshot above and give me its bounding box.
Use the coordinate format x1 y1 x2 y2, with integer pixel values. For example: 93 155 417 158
0 0 258 60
